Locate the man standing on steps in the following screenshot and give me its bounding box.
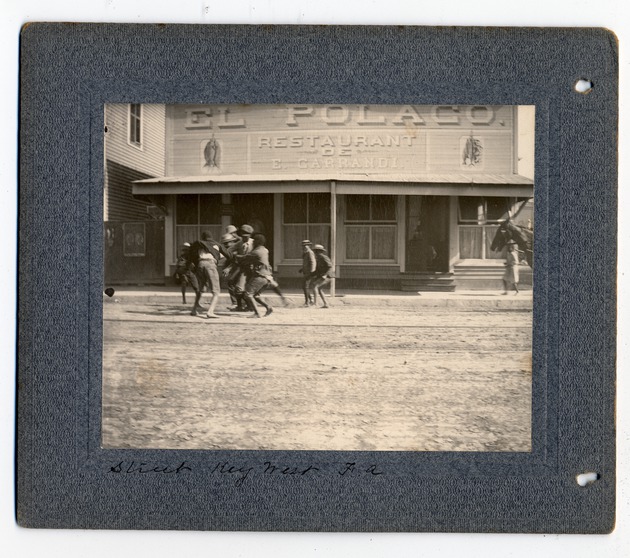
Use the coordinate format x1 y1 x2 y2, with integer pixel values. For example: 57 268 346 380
298 239 316 306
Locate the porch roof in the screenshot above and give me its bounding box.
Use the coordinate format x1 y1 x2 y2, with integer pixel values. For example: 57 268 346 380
133 172 534 198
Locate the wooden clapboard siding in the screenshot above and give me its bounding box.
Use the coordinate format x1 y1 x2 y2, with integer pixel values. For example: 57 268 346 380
105 104 166 177
106 161 155 221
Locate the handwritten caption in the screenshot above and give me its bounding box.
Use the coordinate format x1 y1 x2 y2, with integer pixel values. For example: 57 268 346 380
110 460 384 487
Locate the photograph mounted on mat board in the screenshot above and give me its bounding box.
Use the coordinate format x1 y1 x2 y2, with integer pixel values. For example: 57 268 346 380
18 23 616 533
103 102 535 452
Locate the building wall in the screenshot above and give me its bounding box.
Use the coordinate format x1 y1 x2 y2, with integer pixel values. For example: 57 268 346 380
165 104 516 178
104 220 165 285
105 161 155 221
105 104 166 178
104 104 167 221
148 104 535 289
104 104 167 284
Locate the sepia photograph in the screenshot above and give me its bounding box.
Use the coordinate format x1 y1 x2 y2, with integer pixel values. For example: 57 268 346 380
102 103 535 452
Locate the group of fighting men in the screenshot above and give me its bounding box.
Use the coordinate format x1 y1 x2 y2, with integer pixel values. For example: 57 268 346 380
174 224 333 319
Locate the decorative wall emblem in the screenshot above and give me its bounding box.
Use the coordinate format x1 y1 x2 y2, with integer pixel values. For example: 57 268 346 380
203 136 220 168
461 132 483 167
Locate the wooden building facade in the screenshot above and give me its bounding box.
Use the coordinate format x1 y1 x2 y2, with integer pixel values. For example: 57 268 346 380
104 104 166 285
128 104 535 290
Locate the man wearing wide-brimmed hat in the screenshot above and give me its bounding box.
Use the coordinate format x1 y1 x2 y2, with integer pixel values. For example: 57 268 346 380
309 244 333 308
224 224 240 241
502 240 520 295
298 239 316 306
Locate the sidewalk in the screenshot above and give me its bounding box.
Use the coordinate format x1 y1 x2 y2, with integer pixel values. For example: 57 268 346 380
104 286 533 310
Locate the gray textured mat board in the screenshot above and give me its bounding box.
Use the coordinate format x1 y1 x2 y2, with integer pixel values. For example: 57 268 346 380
17 24 617 532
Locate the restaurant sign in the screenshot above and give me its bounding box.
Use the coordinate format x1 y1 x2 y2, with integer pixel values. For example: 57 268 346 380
169 104 513 176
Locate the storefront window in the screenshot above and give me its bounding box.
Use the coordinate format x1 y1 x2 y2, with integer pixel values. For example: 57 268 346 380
283 193 308 223
346 195 371 221
176 194 199 225
345 195 397 261
458 196 484 223
458 197 511 260
176 194 222 248
308 193 332 223
486 198 509 222
283 193 331 260
372 196 396 221
199 194 222 223
346 227 370 259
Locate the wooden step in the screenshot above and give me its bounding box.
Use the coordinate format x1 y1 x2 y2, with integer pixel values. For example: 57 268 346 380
400 272 456 292
453 263 532 290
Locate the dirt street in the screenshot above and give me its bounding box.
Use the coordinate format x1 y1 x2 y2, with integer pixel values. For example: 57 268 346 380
102 297 532 452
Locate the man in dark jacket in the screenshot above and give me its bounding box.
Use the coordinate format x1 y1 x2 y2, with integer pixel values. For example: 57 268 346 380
227 224 255 312
219 232 240 306
174 242 199 304
309 244 333 308
298 239 316 306
237 233 274 318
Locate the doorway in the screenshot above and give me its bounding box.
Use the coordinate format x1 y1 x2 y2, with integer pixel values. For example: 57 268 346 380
405 196 449 272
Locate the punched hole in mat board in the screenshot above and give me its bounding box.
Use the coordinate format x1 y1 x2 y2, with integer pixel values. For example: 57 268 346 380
576 472 600 487
574 79 593 94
